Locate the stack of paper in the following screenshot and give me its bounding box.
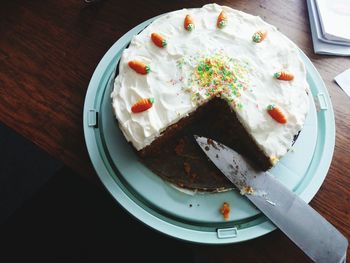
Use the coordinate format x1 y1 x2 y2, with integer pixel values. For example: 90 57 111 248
306 0 350 56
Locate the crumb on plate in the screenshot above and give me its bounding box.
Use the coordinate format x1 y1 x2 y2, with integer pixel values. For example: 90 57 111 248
220 202 230 220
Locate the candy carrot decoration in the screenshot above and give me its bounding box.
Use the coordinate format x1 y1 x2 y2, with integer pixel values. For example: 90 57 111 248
217 11 227 29
274 70 294 81
184 14 194 31
131 98 154 113
151 33 167 48
252 30 267 43
128 60 150 75
267 104 287 124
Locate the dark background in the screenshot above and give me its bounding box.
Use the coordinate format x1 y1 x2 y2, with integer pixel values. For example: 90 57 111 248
0 123 195 262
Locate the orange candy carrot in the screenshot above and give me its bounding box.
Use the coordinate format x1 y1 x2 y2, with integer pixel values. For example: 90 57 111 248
217 11 227 29
267 104 287 124
128 60 150 75
252 30 267 43
184 14 194 31
274 70 294 81
131 98 154 113
151 33 167 48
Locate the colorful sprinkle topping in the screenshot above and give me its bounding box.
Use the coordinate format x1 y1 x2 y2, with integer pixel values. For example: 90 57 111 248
184 14 194 31
252 30 267 43
186 52 250 109
128 60 150 75
151 33 167 48
267 104 287 124
131 98 154 113
274 70 294 81
217 11 227 29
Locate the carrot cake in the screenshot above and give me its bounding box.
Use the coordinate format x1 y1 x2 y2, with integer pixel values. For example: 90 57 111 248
111 3 309 170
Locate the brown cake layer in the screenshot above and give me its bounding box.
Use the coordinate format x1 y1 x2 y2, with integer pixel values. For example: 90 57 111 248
136 98 273 191
140 97 272 170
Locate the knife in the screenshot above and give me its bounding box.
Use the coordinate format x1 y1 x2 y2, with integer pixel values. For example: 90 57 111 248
195 135 348 263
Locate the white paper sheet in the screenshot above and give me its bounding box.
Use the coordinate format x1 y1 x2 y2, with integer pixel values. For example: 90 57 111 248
335 68 350 98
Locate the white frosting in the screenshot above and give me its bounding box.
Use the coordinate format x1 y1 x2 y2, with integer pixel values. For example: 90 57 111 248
111 4 309 163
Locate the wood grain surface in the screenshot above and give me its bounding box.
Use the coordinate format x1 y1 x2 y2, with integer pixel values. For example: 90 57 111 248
0 0 349 262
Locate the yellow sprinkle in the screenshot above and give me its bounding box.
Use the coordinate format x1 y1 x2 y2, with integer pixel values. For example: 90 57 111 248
270 156 279 165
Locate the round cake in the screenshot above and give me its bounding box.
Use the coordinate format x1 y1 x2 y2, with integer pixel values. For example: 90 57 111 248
111 3 309 171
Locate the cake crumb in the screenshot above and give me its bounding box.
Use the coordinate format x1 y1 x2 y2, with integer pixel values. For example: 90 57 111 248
220 202 230 220
270 155 279 165
240 186 254 195
207 138 219 150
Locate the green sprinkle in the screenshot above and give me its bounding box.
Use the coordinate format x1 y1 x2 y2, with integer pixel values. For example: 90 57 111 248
273 72 281 79
187 24 194 32
176 58 185 69
219 21 226 29
145 65 151 73
162 40 167 47
252 33 261 43
267 104 275 110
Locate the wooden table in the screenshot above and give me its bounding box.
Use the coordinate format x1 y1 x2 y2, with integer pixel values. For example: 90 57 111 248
1 0 349 261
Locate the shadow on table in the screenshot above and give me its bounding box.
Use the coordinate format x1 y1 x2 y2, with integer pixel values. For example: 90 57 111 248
0 166 194 262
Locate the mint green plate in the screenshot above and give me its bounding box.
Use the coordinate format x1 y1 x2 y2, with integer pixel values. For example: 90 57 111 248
83 16 335 244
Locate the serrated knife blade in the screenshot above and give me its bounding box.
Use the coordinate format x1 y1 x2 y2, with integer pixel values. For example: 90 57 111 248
195 135 348 263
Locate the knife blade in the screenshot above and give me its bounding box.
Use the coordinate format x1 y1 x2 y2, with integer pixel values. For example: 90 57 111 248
195 135 348 263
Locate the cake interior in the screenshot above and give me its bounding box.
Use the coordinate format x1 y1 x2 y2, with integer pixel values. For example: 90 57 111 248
140 97 272 191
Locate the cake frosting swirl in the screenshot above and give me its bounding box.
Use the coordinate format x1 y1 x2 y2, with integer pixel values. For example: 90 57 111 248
111 3 309 164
